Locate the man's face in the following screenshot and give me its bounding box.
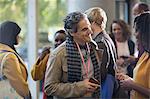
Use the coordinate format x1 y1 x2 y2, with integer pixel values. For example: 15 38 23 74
72 17 93 44
54 33 66 48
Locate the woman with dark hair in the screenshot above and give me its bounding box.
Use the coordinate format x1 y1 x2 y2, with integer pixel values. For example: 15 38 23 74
117 12 150 99
0 21 31 98
110 20 136 76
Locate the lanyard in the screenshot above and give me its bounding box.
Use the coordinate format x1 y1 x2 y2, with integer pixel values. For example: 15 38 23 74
76 42 90 78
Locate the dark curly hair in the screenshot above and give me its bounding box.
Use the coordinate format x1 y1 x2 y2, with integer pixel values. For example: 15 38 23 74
138 3 149 12
63 11 86 35
54 29 66 36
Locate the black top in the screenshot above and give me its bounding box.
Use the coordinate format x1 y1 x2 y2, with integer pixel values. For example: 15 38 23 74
94 31 117 83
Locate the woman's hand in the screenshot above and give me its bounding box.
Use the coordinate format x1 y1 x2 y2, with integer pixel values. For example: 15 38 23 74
120 77 134 91
116 73 129 80
116 58 125 66
116 73 134 91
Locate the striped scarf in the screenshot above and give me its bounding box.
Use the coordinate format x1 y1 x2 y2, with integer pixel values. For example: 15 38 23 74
66 36 100 98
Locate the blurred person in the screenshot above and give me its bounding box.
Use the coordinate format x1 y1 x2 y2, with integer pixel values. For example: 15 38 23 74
0 21 31 98
44 12 101 99
31 30 66 99
54 30 66 48
117 12 150 99
110 19 136 76
132 2 149 16
31 30 66 80
85 7 117 99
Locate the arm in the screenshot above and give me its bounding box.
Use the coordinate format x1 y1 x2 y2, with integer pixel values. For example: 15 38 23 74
97 42 109 81
131 82 150 97
3 53 30 98
31 47 50 81
31 54 49 81
118 74 150 97
131 66 150 97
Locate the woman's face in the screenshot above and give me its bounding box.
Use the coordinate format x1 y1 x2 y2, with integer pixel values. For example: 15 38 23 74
15 35 21 45
112 23 123 41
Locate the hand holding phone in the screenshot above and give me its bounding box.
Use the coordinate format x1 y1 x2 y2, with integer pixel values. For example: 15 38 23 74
89 77 100 85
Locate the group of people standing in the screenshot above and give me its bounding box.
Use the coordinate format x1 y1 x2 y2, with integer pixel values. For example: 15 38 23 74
0 2 149 99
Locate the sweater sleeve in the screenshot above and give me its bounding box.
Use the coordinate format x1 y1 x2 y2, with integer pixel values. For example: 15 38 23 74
31 54 49 81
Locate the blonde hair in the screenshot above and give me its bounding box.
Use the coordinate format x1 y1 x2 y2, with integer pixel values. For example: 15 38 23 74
85 7 107 30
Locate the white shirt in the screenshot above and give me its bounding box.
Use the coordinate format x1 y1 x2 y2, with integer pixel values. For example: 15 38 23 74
116 40 130 57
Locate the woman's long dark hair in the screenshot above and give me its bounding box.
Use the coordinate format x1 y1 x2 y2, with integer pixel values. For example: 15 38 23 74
134 12 150 53
0 21 21 51
110 19 132 41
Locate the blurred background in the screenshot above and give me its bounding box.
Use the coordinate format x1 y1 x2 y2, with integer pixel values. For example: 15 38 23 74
0 0 149 98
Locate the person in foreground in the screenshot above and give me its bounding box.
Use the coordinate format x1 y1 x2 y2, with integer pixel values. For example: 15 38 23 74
117 12 150 99
44 11 101 99
132 2 149 58
0 21 31 98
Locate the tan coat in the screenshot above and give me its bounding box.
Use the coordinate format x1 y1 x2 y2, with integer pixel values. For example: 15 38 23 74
0 43 30 97
44 42 101 99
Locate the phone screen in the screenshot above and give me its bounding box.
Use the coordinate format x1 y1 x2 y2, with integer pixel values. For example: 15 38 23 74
89 77 100 85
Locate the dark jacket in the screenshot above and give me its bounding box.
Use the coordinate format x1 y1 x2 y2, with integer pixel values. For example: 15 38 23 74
94 31 117 83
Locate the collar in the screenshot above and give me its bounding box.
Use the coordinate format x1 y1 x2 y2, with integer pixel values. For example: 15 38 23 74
0 43 15 53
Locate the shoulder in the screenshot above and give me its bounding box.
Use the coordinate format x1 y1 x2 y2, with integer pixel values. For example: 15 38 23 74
94 33 104 43
4 52 17 61
51 42 66 57
128 39 135 45
128 39 135 49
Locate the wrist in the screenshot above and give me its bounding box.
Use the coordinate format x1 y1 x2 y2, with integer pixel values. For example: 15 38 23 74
130 79 135 90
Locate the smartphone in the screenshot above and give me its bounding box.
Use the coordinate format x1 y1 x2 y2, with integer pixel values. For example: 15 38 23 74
89 77 100 85
120 56 129 59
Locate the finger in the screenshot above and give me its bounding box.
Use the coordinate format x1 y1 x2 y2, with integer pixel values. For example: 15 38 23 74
89 82 100 89
87 88 94 92
116 74 123 80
